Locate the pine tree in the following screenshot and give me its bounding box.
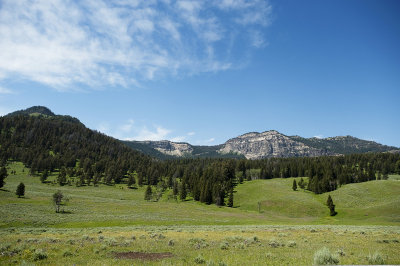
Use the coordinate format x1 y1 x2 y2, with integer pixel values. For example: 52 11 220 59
173 179 179 196
144 185 152 201
40 170 49 183
298 177 305 189
326 195 337 216
292 179 297 191
179 182 187 201
227 188 234 207
127 171 137 188
0 166 7 188
16 182 25 198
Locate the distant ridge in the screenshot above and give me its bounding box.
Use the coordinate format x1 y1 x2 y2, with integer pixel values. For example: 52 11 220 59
126 130 399 160
4 106 399 159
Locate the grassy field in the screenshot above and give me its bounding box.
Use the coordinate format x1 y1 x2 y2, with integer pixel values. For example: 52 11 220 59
0 162 399 265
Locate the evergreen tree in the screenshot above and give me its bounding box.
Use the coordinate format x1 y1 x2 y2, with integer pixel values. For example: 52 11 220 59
57 167 67 186
0 166 7 188
292 179 297 191
40 170 49 183
173 179 179 196
144 185 152 201
227 188 234 207
179 182 187 201
16 182 25 198
298 177 305 189
127 171 137 188
326 195 337 216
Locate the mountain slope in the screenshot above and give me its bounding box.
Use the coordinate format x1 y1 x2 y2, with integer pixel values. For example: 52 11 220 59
1 107 150 177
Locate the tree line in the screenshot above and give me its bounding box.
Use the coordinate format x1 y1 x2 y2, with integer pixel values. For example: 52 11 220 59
1 114 399 207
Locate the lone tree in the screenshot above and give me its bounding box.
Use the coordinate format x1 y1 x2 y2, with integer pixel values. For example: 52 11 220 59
292 179 297 191
53 190 64 213
144 185 152 201
0 166 8 188
326 195 337 216
16 182 25 198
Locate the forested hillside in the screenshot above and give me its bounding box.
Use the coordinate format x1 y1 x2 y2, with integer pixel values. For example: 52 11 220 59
1 107 400 207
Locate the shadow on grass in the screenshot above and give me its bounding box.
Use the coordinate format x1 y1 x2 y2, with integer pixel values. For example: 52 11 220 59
0 188 10 192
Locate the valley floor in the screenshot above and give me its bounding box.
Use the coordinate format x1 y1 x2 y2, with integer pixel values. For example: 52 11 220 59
0 162 399 265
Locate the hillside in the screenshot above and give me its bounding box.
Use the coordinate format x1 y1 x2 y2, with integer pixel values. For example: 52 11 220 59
235 177 400 225
0 106 151 179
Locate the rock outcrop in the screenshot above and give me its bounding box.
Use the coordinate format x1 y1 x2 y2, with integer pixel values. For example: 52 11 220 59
139 140 193 156
219 130 332 159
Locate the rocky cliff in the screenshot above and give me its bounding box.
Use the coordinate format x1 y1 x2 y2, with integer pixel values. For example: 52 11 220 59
138 140 193 156
219 130 332 159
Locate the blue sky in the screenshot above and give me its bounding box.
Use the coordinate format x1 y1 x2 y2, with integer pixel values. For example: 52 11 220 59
0 0 399 147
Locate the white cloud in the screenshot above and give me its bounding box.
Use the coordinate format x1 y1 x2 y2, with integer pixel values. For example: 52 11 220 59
97 122 111 134
129 125 171 141
170 136 187 142
0 0 272 90
205 137 215 143
313 135 324 139
0 86 13 94
187 131 195 136
120 119 135 132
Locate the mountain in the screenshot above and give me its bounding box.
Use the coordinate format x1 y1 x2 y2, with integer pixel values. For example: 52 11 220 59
289 135 399 155
127 130 399 159
1 106 150 179
4 106 398 160
219 130 332 159
123 140 244 159
6 105 81 124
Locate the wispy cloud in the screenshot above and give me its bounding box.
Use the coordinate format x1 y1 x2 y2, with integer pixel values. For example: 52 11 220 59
0 86 13 94
132 126 171 141
0 0 272 90
97 119 200 142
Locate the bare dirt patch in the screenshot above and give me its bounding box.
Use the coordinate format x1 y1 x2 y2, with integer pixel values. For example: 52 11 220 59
113 251 174 260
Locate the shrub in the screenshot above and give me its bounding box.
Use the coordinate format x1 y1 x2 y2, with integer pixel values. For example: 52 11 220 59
168 239 175 246
313 247 339 265
220 242 229 250
0 243 11 252
367 252 384 265
189 238 209 249
336 249 346 257
194 254 206 264
33 249 48 261
268 238 280 248
63 250 73 257
287 241 296 247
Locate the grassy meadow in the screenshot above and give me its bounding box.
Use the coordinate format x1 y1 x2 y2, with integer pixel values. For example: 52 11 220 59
0 162 399 265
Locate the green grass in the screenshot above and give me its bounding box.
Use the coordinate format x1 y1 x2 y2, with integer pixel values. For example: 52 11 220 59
235 177 400 225
0 162 399 265
1 162 399 228
389 174 400 181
